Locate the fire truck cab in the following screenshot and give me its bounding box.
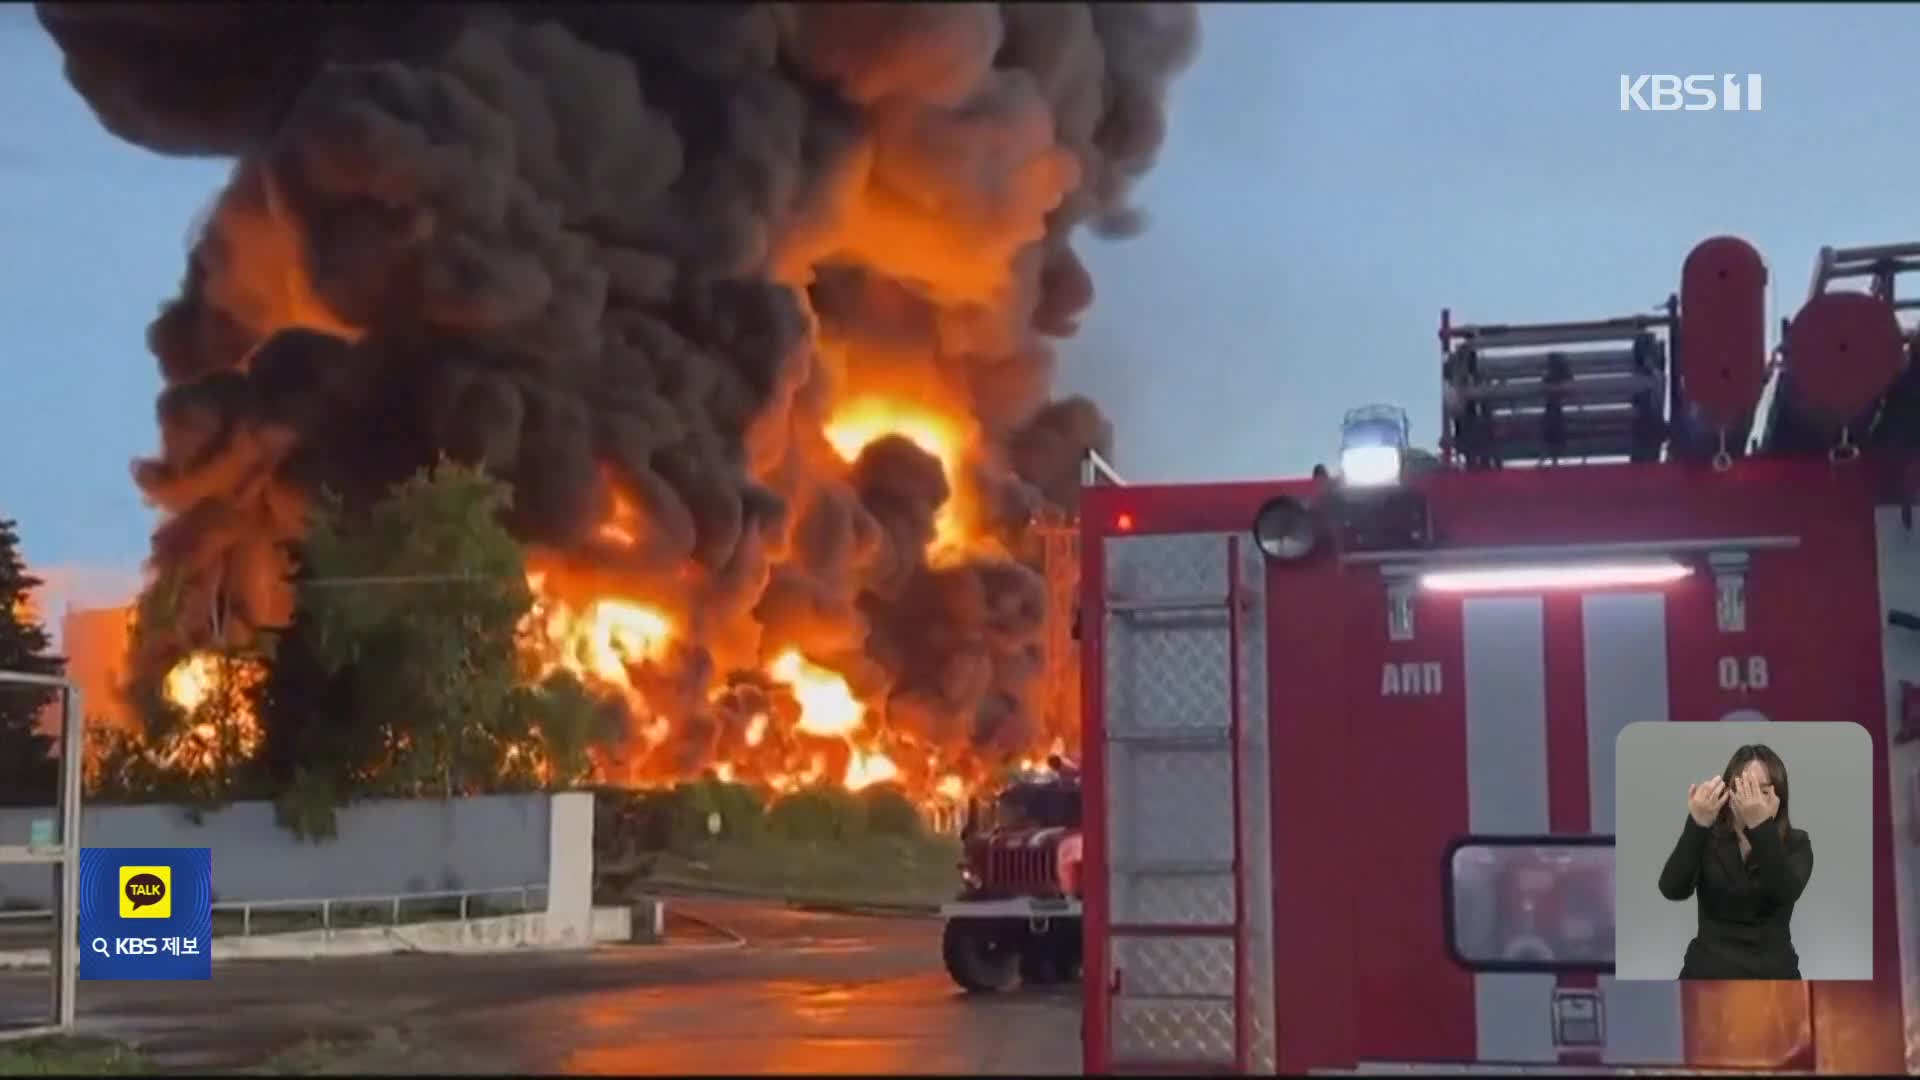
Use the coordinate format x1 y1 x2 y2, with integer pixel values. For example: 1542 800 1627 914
940 758 1085 993
1078 237 1920 1074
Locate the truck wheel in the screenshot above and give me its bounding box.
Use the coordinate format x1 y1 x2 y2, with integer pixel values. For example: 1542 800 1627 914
1021 945 1065 985
1055 923 1083 982
944 919 1020 994
1021 923 1081 985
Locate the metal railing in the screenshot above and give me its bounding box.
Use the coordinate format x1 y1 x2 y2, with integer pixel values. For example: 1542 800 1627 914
0 883 549 939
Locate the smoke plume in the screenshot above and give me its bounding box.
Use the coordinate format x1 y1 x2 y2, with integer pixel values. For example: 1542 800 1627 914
38 1 1199 786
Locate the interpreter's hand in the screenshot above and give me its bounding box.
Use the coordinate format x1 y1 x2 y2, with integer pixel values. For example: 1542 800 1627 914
1687 776 1728 828
1731 773 1777 831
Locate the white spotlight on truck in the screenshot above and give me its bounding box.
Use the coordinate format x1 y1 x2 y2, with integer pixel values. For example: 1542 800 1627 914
1339 405 1411 489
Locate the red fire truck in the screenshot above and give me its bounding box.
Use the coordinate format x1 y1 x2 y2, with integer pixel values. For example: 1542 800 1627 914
939 758 1085 992
1077 237 1920 1073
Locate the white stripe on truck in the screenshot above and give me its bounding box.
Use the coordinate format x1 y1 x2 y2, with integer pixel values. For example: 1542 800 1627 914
1463 595 1557 1063
1582 592 1685 1065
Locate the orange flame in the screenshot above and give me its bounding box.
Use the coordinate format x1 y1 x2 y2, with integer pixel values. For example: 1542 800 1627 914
824 395 983 557
501 390 1023 809
767 649 864 738
158 650 264 773
162 653 220 713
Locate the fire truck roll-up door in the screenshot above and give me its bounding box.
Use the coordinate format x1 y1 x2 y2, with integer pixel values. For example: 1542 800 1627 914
1092 532 1275 1074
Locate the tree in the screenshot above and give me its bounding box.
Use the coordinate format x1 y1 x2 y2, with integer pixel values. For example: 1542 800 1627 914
505 670 628 790
0 519 63 805
99 570 274 809
258 460 610 818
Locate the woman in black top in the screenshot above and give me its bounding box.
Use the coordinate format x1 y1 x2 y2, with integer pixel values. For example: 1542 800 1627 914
1656 743 1813 979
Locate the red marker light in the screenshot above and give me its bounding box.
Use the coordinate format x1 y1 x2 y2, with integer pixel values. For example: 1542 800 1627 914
1115 512 1135 531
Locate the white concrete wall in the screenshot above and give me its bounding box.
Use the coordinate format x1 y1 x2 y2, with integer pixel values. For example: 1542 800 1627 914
0 793 552 907
542 790 594 947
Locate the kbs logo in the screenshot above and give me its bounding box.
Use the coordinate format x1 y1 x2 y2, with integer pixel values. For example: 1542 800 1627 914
1619 74 1762 112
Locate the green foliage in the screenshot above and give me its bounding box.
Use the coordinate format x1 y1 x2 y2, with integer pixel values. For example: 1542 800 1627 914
87 462 629 826
680 776 767 841
765 785 868 844
0 1034 150 1076
594 787 690 855
295 461 533 799
93 565 275 812
859 783 922 838
272 769 342 843
0 518 61 806
593 779 768 862
599 782 912 849
504 671 624 792
233 460 625 832
591 780 962 909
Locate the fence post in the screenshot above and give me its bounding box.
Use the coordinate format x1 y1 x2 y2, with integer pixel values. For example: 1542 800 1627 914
460 893 469 922
322 899 331 934
242 905 251 937
545 791 594 946
391 896 401 926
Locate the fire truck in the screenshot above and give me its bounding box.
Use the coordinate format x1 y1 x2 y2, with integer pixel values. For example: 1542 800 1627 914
939 756 1086 992
1077 237 1920 1073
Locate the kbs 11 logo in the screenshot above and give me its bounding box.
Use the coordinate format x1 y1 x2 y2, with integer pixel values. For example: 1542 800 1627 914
1619 74 1763 112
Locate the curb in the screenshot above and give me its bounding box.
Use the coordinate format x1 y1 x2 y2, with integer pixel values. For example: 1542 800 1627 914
627 879 941 919
785 899 940 919
658 905 750 948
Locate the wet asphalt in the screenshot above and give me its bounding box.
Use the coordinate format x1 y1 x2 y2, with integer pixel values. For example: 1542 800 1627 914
0 898 1081 1075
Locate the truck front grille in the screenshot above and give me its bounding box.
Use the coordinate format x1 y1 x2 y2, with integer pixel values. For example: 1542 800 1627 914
986 845 1057 893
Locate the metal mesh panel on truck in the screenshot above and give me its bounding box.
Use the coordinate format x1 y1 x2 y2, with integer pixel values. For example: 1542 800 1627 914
1100 532 1275 1073
1874 507 1920 1075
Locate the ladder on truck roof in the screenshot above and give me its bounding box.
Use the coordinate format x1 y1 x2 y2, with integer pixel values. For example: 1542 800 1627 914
1809 241 1920 320
1439 301 1674 469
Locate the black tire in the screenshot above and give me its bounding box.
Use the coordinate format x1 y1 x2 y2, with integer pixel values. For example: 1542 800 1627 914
1022 921 1081 985
1021 943 1065 985
1053 920 1083 982
943 918 1021 993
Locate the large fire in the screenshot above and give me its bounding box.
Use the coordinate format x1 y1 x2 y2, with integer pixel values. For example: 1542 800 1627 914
149 392 1009 807
50 2 1196 818
506 399 1000 804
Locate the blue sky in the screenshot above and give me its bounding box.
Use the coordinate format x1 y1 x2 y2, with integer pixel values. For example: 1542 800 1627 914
6 2 1920 623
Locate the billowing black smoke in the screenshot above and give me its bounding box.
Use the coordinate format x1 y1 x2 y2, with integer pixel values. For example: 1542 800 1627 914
38 1 1198 787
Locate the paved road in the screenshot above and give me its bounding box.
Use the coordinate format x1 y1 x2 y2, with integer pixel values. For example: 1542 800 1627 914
0 899 1081 1075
